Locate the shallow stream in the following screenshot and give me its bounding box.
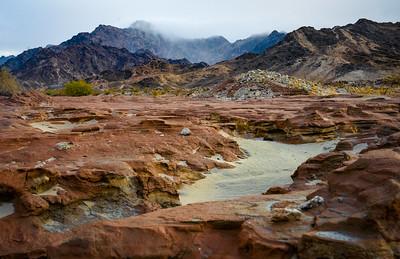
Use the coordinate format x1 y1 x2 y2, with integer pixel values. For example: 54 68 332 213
179 138 337 205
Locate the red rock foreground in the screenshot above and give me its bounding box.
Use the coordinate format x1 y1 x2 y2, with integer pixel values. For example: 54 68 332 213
0 93 399 258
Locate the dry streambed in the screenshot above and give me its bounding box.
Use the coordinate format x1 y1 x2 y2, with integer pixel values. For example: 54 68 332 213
179 137 337 204
0 95 399 258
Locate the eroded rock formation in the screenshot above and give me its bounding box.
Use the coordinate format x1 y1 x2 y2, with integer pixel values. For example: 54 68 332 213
0 93 399 258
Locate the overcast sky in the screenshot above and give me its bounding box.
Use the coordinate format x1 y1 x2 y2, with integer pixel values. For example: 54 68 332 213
1 0 399 56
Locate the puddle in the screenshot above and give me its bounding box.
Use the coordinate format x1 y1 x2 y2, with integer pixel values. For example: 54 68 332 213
179 138 337 205
0 202 15 219
351 143 368 154
315 231 361 242
30 119 97 133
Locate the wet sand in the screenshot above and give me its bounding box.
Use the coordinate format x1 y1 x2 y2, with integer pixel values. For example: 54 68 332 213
179 138 337 205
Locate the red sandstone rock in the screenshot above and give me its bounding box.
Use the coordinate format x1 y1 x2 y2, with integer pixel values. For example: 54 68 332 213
263 186 290 195
0 94 399 257
290 152 350 190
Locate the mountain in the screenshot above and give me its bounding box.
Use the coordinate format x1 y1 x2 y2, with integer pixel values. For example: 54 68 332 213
251 30 287 54
0 55 15 66
5 44 159 87
60 21 285 64
227 30 286 59
6 19 398 87
2 21 284 86
230 19 400 82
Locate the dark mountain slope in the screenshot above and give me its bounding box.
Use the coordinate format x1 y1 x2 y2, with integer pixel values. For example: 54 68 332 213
60 22 284 64
0 56 15 66
230 19 400 82
5 44 158 87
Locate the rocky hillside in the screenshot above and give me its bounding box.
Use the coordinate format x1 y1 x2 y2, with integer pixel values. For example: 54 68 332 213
230 30 285 57
4 19 399 88
5 44 159 87
230 19 400 82
0 55 14 66
60 21 285 64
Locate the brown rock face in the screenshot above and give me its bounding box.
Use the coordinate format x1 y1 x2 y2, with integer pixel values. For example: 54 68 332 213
4 45 159 87
290 151 350 190
0 93 399 257
293 147 400 259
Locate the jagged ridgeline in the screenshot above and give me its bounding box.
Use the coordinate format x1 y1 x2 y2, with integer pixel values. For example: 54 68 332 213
227 19 400 82
1 19 400 89
1 21 285 87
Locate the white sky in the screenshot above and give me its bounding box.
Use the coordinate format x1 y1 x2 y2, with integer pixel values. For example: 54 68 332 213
0 0 399 56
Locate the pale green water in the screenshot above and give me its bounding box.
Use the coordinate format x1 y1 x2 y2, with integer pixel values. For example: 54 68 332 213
179 138 337 205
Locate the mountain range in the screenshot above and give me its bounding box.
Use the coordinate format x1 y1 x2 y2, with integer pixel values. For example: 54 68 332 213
4 44 163 87
60 21 285 64
0 56 14 66
228 19 400 82
2 19 400 87
2 21 285 86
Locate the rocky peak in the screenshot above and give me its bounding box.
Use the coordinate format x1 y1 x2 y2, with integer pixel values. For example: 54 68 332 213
0 55 15 66
234 19 400 82
93 24 125 35
60 32 92 47
59 21 284 64
269 30 281 36
355 18 377 25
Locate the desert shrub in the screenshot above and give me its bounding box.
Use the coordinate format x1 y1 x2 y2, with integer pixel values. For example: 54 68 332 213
103 88 119 95
382 74 400 87
45 88 65 96
130 86 141 95
235 120 251 133
151 88 167 97
344 85 395 96
64 80 93 96
209 112 222 121
0 68 21 96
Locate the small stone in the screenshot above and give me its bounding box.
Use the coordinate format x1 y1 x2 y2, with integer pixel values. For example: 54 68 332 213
271 208 302 222
299 196 325 211
154 153 169 164
177 160 188 167
263 186 290 195
180 128 191 136
55 142 73 151
71 125 100 133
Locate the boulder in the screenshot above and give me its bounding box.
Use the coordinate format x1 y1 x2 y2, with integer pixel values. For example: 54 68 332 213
180 127 191 136
55 142 73 151
271 208 303 222
299 196 325 211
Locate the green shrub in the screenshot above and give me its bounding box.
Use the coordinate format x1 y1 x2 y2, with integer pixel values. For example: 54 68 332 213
235 120 251 133
130 86 141 95
382 74 400 87
64 80 93 96
151 88 167 97
45 88 65 96
0 68 21 96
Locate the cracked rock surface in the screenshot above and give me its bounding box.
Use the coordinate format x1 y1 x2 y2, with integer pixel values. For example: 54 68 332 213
0 93 399 258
